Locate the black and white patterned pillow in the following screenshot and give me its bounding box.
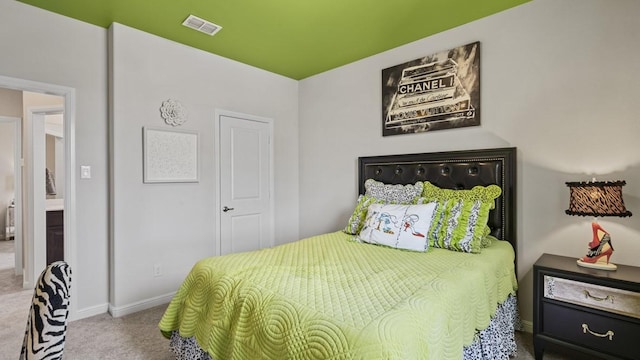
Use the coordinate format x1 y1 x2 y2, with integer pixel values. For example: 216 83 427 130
364 179 423 203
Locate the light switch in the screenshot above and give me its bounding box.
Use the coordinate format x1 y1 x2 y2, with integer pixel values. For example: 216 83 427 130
80 165 91 179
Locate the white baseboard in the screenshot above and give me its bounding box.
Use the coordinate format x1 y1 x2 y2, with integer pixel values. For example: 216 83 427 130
520 319 533 333
68 292 176 321
72 303 109 321
108 291 176 318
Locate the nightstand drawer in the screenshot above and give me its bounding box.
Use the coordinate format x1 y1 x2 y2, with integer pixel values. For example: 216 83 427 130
542 302 639 359
544 275 640 319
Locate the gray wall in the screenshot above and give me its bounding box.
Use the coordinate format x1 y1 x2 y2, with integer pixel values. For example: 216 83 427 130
109 23 299 312
298 0 640 325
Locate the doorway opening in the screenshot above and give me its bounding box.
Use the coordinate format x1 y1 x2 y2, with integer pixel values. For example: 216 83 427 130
0 116 22 295
0 75 77 320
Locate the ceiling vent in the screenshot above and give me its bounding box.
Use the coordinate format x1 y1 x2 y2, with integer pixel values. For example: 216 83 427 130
182 15 222 36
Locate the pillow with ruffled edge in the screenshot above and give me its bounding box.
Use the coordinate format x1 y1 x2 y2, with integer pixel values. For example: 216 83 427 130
481 234 497 248
344 180 424 235
364 179 423 204
344 195 384 235
419 181 501 253
358 203 437 252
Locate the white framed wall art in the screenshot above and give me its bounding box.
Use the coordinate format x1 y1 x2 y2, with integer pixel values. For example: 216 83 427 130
143 127 199 183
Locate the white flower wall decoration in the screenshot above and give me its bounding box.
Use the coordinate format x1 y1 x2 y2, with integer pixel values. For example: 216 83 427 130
160 99 187 126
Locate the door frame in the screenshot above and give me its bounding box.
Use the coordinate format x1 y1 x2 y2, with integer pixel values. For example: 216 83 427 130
214 109 275 256
0 75 77 320
0 116 22 276
27 106 64 288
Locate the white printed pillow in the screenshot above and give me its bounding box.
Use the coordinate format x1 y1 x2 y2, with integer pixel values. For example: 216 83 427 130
358 203 437 252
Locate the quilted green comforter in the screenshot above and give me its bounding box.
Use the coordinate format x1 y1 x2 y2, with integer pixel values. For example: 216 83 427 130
159 231 517 360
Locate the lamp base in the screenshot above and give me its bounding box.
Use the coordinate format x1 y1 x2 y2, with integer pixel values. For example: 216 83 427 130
576 222 617 271
576 259 617 271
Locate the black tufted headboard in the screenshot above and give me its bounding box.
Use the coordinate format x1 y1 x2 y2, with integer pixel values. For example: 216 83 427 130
358 147 517 251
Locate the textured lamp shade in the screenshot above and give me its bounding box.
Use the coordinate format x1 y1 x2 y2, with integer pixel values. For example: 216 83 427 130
565 181 632 218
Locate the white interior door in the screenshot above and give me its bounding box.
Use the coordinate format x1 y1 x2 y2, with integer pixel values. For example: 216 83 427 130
218 112 274 255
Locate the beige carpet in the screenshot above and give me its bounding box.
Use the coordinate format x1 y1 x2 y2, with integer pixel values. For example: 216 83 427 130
1 239 577 359
0 239 33 360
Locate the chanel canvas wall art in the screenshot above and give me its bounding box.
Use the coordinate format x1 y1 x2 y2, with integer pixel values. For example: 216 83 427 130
382 41 480 136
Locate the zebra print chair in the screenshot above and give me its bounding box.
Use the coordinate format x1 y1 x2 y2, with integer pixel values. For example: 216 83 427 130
20 261 72 360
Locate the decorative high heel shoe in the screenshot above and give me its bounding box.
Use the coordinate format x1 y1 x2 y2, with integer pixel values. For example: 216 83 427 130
587 222 607 249
577 222 617 270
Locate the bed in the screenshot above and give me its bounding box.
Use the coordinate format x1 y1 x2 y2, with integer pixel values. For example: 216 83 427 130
159 147 518 360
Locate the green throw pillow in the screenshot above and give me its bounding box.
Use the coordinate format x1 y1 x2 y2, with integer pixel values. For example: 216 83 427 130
344 195 385 235
419 181 501 253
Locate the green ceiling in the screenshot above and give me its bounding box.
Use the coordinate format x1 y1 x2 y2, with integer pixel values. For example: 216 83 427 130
18 0 529 80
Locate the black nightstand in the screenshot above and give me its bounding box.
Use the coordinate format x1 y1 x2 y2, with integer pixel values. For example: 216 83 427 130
533 253 640 360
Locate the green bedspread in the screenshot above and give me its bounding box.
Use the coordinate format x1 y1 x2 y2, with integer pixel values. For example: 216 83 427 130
159 231 517 360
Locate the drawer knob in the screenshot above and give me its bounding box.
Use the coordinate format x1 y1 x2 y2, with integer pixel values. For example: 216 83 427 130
582 323 614 340
583 290 614 303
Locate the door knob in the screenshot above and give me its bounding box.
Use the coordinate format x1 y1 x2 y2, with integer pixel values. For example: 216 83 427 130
223 206 234 212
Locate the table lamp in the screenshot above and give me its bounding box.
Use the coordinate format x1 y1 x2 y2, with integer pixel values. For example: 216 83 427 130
565 180 632 270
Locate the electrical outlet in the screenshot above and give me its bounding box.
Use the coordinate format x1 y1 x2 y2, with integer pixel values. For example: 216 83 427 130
153 264 162 277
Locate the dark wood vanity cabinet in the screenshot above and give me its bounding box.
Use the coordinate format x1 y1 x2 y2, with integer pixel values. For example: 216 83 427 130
46 210 64 264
